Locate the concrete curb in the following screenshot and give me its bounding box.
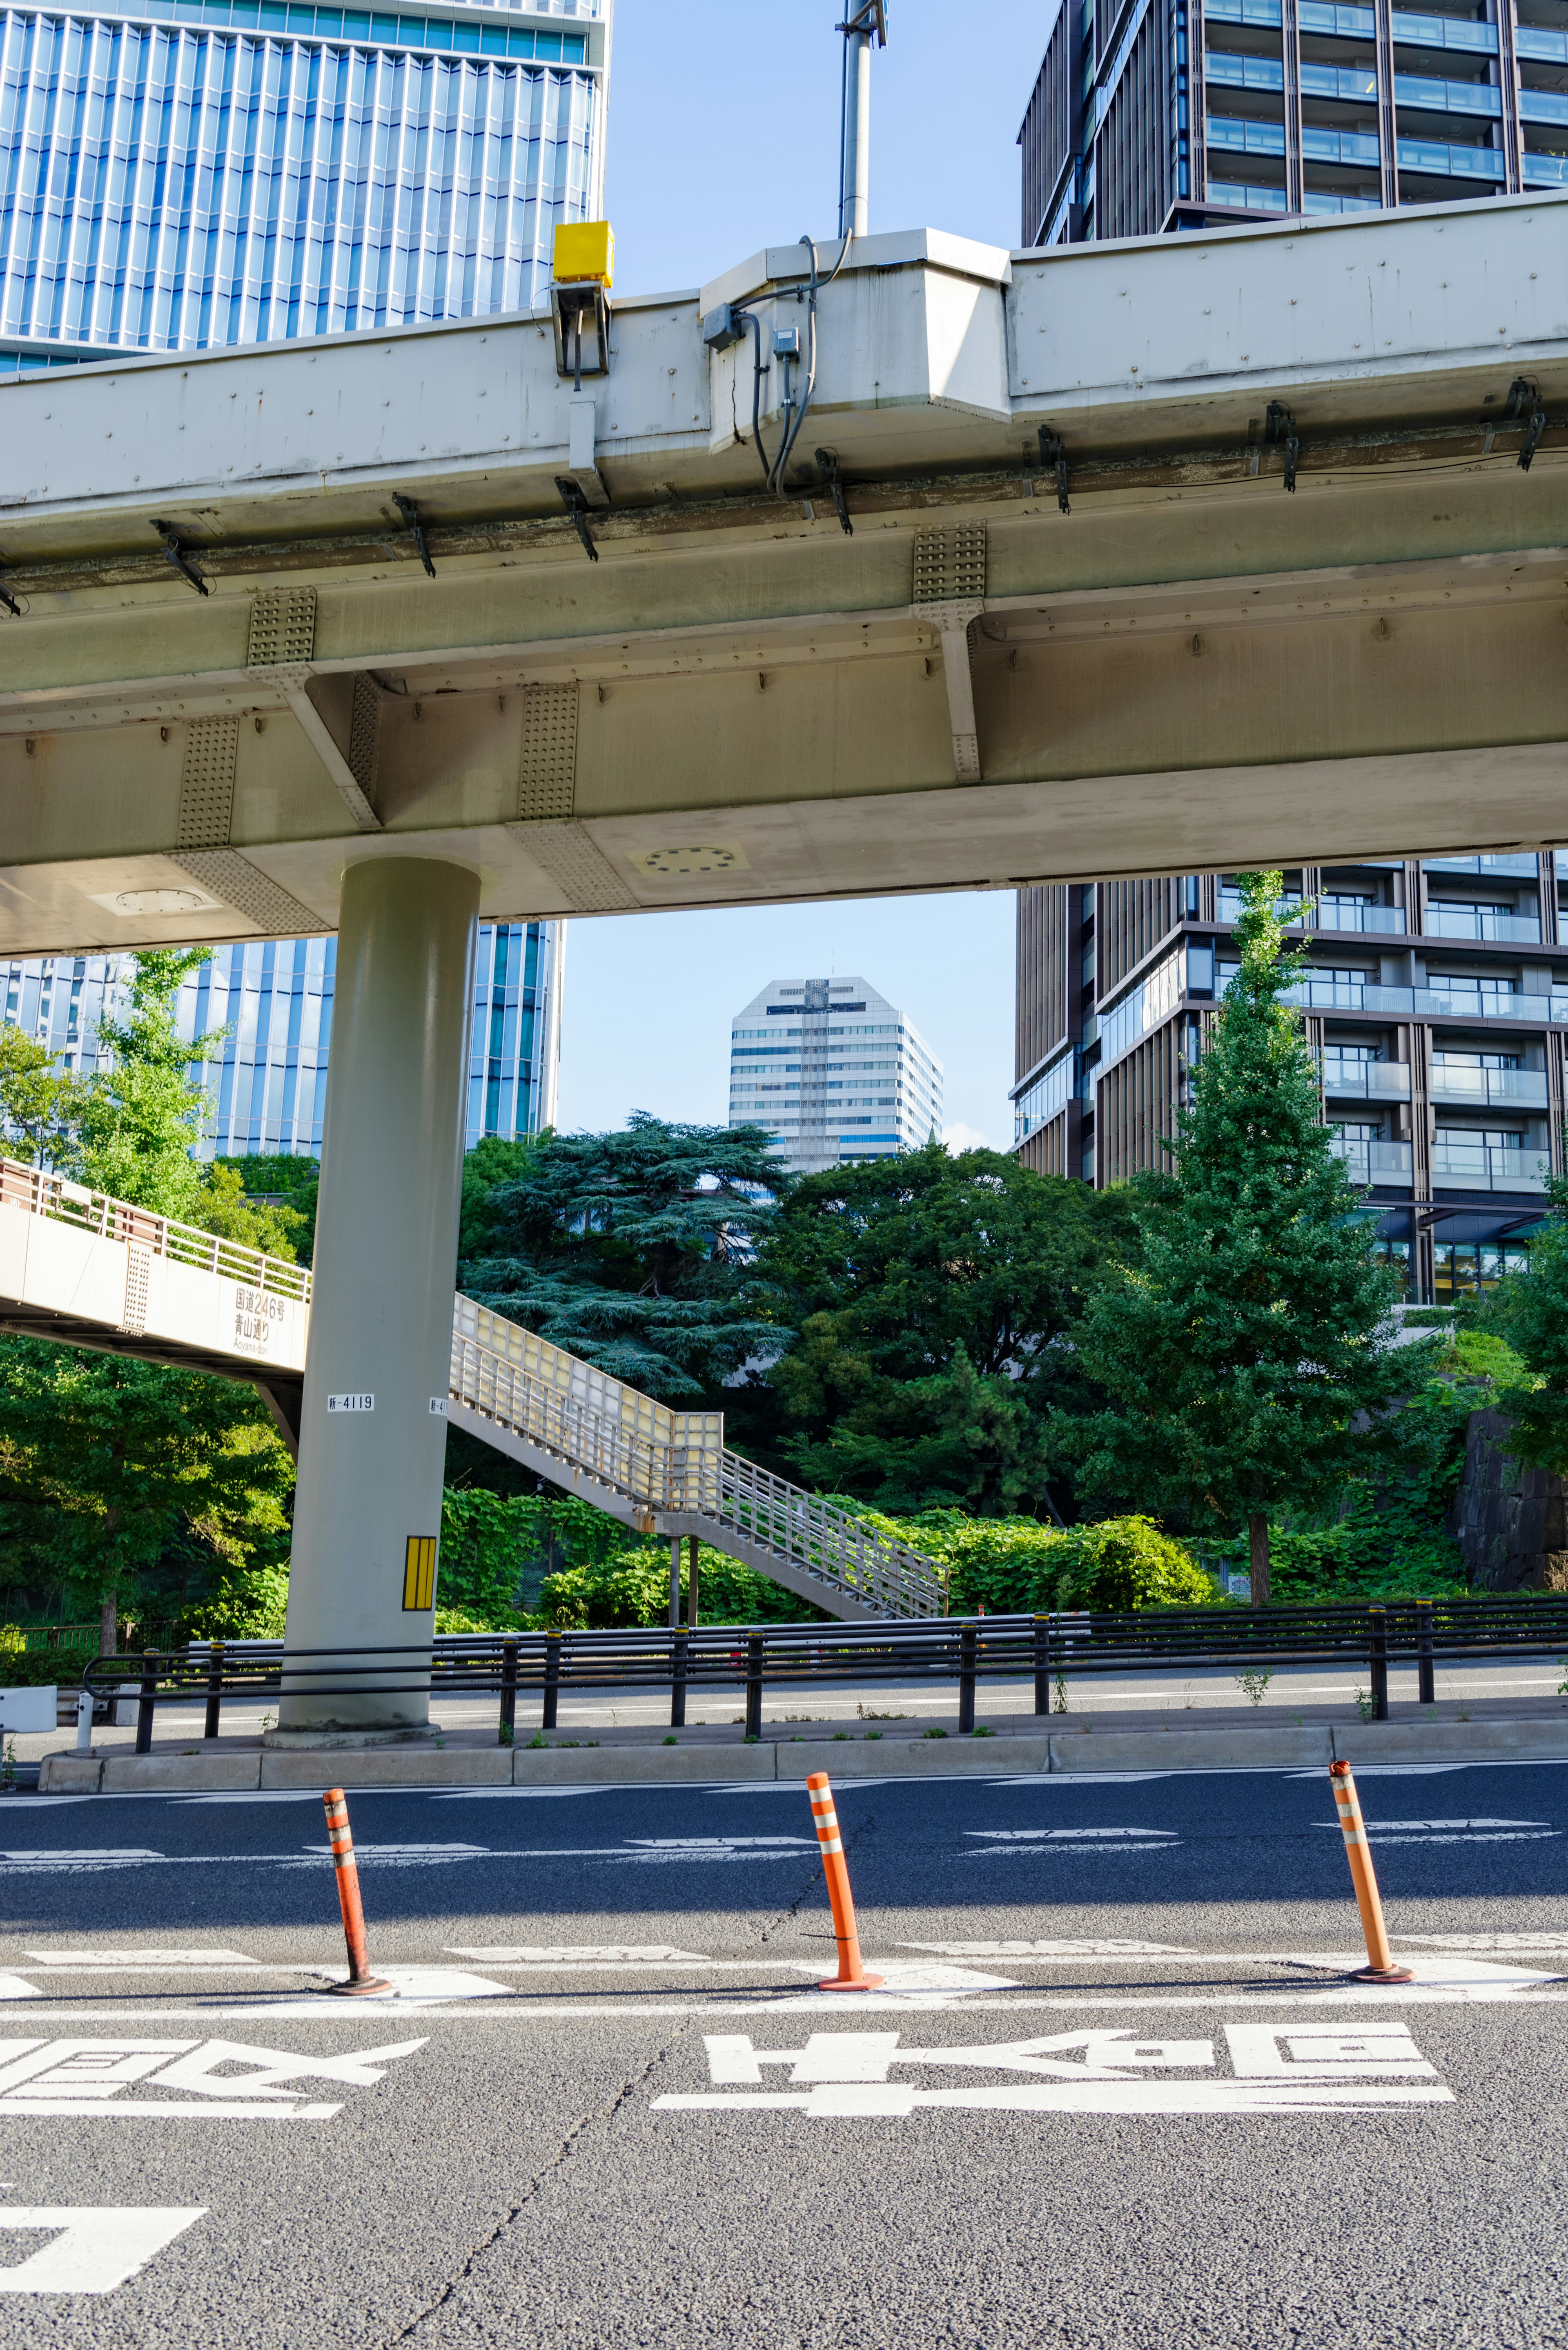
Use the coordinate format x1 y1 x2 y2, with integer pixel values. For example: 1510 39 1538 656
37 1713 1568 1792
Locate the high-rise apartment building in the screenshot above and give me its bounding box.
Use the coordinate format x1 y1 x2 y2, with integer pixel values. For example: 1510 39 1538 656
728 977 944 1178
1013 859 1566 1303
0 0 609 370
1019 0 1563 247
0 920 561 1159
0 0 597 1146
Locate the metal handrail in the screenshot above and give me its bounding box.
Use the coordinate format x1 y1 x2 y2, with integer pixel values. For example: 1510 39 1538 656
450 1305 945 1616
0 1154 311 1302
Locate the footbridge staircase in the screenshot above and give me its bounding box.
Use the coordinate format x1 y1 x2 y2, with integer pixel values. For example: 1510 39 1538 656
0 1157 946 1623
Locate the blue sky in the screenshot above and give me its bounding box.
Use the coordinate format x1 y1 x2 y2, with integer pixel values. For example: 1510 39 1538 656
555 0 1044 1152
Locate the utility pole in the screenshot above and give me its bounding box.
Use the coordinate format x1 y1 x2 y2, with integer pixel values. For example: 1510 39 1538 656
838 2 889 243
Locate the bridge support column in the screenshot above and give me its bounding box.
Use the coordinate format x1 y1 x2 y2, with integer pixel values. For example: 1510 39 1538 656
273 857 479 1741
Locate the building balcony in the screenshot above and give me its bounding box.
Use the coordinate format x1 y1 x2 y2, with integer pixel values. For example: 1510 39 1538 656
1423 906 1541 942
1303 125 1383 165
1205 51 1284 91
1394 73 1502 117
1423 852 1539 877
1330 1137 1415 1186
1524 152 1568 186
1301 60 1379 99
1521 88 1568 125
1431 1144 1548 1193
1298 0 1374 29
1320 1061 1412 1100
1286 978 1559 1023
1394 135 1506 179
1317 901 1406 934
1390 10 1496 53
1428 1067 1550 1109
1206 116 1287 156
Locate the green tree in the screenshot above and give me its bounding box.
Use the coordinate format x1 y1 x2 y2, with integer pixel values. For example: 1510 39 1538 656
70 950 223 1219
214 1153 321 1260
1471 1158 1568 1473
746 1141 1136 1516
1054 872 1436 1603
0 954 298 1650
0 1023 81 1169
0 1342 292 1652
459 1134 544 1260
463 1111 785 1399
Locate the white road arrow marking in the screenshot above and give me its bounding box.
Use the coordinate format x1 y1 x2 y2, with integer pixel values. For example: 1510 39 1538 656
0 2207 206 2293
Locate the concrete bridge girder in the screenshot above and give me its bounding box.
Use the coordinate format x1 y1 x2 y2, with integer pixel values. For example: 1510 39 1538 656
0 201 1566 953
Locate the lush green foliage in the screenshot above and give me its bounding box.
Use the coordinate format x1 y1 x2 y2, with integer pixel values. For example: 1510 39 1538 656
182 1562 291 1640
1466 1163 1568 1474
844 1508 1223 1613
70 950 223 1218
740 1141 1137 1518
0 952 298 1644
535 1539 824 1630
463 1112 785 1401
0 1342 293 1641
1054 873 1438 1599
458 1135 543 1262
215 1154 318 1260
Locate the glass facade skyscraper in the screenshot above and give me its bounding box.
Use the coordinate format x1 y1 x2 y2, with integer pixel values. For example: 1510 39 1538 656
0 920 561 1159
0 0 592 1153
0 0 608 367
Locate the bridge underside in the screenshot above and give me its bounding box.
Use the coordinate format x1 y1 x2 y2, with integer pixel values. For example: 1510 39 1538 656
0 201 1566 954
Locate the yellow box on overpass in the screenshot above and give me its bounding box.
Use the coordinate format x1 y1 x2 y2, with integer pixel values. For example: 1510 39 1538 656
552 220 613 287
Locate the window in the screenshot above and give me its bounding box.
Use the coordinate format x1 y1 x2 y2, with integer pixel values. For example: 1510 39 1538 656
1433 1239 1531 1299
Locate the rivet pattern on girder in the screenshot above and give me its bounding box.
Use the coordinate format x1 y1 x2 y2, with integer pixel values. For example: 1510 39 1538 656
176 717 241 848
911 522 987 605
247 586 318 667
517 683 579 821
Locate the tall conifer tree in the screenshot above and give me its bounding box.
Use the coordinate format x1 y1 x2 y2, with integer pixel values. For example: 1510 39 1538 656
1056 871 1432 1600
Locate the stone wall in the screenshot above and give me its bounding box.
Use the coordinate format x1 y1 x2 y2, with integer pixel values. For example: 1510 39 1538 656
1448 1407 1568 1591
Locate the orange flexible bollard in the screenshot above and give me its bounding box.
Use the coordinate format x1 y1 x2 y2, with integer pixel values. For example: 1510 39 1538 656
321 1787 391 1996
1329 1760 1412 1984
806 1771 883 1991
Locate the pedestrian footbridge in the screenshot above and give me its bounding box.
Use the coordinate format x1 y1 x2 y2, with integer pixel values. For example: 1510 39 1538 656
0 1157 944 1624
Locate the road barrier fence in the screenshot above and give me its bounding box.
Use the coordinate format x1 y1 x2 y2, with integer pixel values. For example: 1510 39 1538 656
76 1594 1568 1751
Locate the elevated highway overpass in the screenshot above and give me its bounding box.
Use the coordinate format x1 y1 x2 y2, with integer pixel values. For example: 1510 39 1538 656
2 193 1563 1734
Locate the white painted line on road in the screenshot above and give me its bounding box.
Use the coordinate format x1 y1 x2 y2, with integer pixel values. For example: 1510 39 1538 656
1398 1933 1568 1951
1307 1818 1559 1844
1280 1952 1567 1987
0 2207 206 2292
444 1944 714 1964
984 1775 1173 1786
900 1940 1198 1957
23 1949 263 1969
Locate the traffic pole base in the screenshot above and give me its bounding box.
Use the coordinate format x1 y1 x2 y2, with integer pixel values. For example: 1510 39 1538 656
817 1974 886 1991
321 1975 394 1996
1348 1964 1414 1984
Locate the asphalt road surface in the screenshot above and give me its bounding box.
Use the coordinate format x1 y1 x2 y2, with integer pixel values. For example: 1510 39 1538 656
0 1761 1564 2347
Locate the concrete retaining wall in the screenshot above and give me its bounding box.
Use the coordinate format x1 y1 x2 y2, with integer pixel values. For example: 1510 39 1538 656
38 1712 1568 1793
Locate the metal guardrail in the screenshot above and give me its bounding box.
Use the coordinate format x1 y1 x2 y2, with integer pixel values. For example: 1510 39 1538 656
0 1155 311 1301
82 1596 1568 1752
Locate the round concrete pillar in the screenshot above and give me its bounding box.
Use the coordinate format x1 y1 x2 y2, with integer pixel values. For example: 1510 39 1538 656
275 856 479 1739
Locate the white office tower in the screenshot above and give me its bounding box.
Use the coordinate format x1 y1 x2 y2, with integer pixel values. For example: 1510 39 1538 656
728 977 944 1177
